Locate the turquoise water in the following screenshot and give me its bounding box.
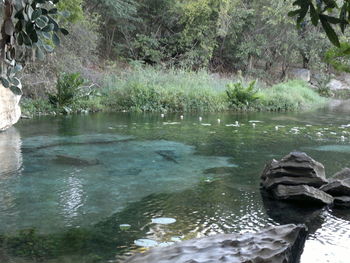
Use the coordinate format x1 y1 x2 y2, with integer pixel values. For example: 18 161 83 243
1 109 350 262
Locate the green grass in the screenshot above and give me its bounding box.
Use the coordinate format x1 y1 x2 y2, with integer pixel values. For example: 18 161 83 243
21 67 327 116
259 80 326 111
101 67 229 112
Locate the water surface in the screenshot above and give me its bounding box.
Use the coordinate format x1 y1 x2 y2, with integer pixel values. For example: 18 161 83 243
1 108 350 262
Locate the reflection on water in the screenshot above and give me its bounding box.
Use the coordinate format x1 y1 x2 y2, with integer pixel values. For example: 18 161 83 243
0 128 23 221
0 128 22 177
1 111 350 262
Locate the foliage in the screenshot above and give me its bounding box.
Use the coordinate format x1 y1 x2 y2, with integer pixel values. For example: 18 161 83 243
0 0 68 95
260 80 325 111
225 80 261 109
324 42 350 72
102 67 228 112
48 72 84 109
289 0 350 47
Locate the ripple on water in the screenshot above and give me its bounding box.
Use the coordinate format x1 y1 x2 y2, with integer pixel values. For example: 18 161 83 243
301 210 350 263
0 134 236 233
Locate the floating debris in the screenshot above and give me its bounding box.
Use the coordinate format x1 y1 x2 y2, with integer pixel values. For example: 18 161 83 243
249 120 263 123
199 117 202 122
226 123 239 127
119 224 131 231
163 122 181 125
134 239 159 248
201 123 212 126
151 218 177 225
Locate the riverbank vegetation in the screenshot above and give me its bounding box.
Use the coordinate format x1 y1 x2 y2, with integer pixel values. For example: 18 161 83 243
21 67 325 116
14 0 350 116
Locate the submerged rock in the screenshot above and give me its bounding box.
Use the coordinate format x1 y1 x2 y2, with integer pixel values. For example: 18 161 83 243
155 150 179 164
53 155 100 166
273 185 334 206
124 224 307 263
261 152 328 190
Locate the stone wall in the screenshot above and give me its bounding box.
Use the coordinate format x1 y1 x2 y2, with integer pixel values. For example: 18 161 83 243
0 85 21 131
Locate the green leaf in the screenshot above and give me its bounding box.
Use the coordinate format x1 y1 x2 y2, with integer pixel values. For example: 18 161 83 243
36 47 45 61
60 28 69 35
42 23 55 32
288 10 300 17
1 77 10 88
35 17 47 28
10 85 22 96
31 9 42 21
17 32 24 46
22 32 32 46
320 15 340 47
297 3 309 24
310 4 319 26
48 8 58 14
43 44 54 52
11 77 20 87
52 33 60 46
42 31 51 39
321 14 343 24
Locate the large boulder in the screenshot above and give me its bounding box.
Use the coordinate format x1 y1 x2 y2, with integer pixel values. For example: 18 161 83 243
124 224 307 263
320 168 350 208
0 85 21 131
320 179 350 196
273 185 334 206
261 152 328 190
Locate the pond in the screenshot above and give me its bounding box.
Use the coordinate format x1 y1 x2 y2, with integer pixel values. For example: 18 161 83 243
1 107 350 262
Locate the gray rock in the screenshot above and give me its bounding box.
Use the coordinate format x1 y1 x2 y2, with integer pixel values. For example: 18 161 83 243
331 167 350 181
327 79 347 91
273 185 334 206
320 178 350 196
288 68 311 82
0 85 21 131
261 152 328 189
124 224 307 263
334 196 350 208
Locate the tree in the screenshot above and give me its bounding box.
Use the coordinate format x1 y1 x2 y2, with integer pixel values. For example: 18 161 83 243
0 0 67 95
289 0 350 47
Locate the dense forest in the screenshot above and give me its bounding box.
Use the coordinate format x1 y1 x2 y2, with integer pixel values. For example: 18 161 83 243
7 0 349 114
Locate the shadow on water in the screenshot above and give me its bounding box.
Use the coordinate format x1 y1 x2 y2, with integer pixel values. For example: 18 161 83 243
261 190 325 234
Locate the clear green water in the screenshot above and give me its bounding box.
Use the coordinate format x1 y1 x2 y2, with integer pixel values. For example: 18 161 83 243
1 109 350 262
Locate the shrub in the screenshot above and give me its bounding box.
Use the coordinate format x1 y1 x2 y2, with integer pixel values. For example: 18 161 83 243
260 80 325 111
225 80 261 109
49 73 85 108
